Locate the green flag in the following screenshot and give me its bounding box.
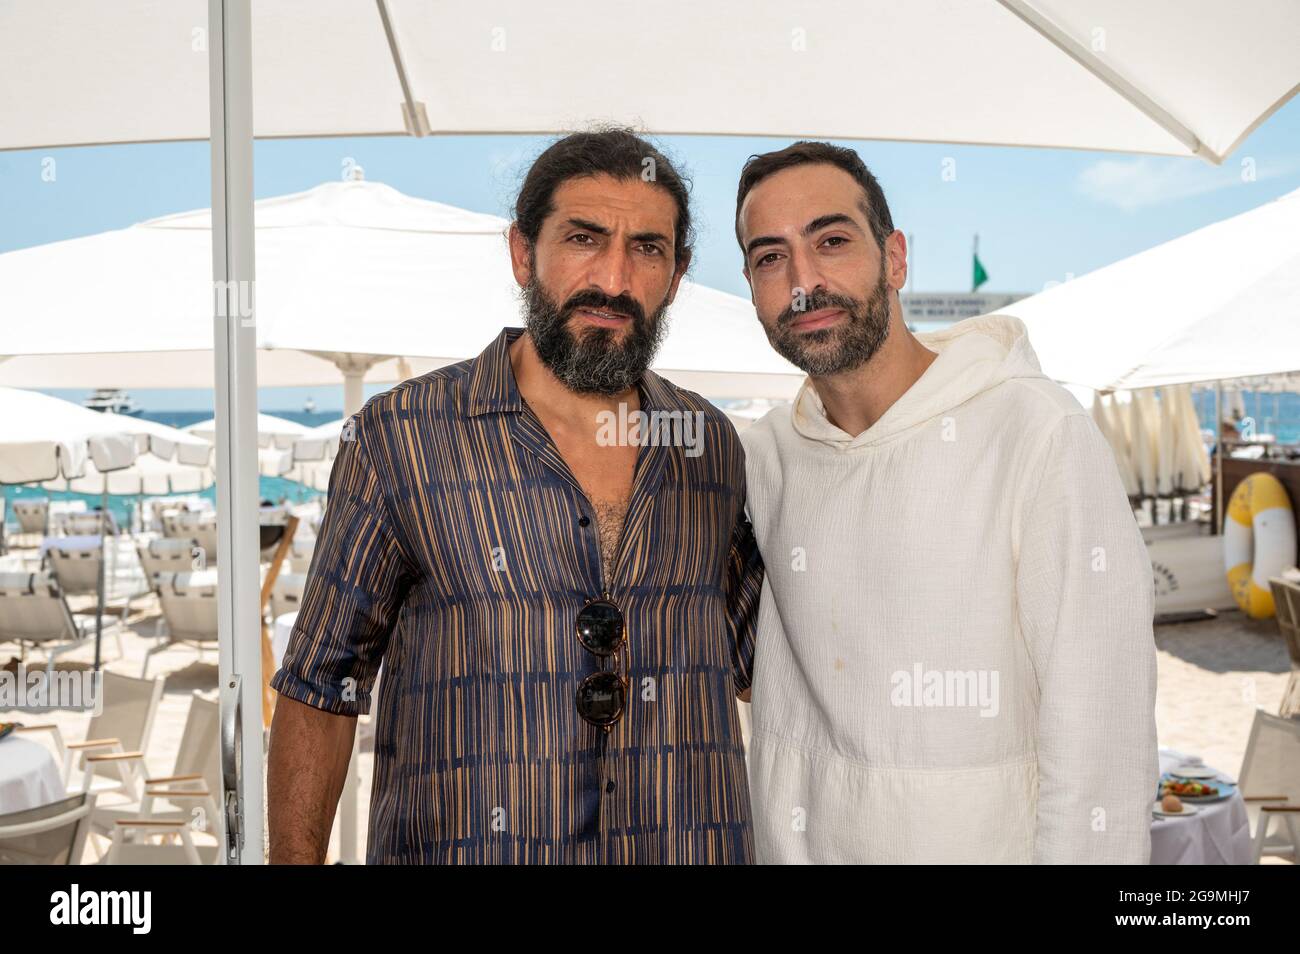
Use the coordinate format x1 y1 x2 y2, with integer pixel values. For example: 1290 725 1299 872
972 253 989 292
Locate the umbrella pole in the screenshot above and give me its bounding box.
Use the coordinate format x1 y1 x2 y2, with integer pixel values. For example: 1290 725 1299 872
94 487 107 671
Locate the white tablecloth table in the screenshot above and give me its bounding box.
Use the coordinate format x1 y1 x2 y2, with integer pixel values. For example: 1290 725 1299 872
0 735 65 815
1150 748 1252 865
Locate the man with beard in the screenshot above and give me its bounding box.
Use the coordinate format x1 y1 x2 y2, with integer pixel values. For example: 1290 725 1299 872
267 127 763 864
734 142 1157 864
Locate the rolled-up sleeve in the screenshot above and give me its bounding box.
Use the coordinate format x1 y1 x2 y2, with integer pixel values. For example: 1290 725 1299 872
271 413 414 716
1016 412 1157 864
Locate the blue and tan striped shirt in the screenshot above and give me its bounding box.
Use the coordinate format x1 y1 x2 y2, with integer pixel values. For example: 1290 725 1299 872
272 327 763 864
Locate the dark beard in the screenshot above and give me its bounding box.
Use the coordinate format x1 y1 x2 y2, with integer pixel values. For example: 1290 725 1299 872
765 259 892 377
522 277 669 395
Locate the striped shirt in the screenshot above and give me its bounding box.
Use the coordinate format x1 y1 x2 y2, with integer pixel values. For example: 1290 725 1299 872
272 327 763 864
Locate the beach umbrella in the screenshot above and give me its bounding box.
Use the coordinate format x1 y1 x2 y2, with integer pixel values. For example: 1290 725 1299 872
1128 390 1161 499
3 0 1296 162
0 387 139 484
186 412 309 450
42 453 215 497
995 186 1300 390
1170 384 1211 494
0 180 805 404
0 387 147 671
98 411 215 466
1091 393 1139 498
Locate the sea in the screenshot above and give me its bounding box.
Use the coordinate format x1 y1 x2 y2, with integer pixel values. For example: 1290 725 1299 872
3 409 337 529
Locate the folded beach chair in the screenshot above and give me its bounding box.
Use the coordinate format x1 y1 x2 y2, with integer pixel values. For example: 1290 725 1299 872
1239 708 1300 863
0 571 96 673
146 570 220 677
0 793 98 864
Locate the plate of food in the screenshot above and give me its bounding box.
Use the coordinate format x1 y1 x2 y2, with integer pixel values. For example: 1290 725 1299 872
1159 775 1234 803
1152 795 1200 818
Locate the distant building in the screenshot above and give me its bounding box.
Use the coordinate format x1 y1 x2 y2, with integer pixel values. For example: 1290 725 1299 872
901 292 1030 330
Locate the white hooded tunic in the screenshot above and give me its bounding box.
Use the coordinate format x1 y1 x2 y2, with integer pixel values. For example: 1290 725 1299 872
742 315 1157 864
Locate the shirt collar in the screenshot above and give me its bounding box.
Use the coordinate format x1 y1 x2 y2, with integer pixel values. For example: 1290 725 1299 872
465 326 686 417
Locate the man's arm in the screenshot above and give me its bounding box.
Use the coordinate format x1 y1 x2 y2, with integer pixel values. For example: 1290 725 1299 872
267 697 356 864
267 410 413 863
1017 412 1157 864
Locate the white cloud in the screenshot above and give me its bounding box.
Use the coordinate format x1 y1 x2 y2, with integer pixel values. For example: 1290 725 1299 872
1076 155 1300 210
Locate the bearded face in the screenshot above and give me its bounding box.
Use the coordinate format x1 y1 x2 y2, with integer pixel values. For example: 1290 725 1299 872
764 252 891 377
522 274 670 396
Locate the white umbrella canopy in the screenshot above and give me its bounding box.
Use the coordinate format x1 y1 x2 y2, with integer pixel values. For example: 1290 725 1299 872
96 410 214 466
43 453 215 496
186 412 309 450
0 386 139 484
292 418 347 463
0 180 803 401
3 0 1297 163
994 186 1300 390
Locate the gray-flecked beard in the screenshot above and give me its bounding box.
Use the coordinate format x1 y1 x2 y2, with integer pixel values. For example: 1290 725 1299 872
766 258 892 377
522 277 669 396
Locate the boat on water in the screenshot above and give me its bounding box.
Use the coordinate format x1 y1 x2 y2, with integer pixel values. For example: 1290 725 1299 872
303 396 317 413
83 387 142 415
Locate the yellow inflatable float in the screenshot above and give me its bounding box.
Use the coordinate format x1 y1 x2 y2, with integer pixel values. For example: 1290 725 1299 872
1223 473 1297 619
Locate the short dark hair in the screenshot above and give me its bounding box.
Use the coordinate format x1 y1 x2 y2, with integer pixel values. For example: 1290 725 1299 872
734 141 894 253
514 125 694 269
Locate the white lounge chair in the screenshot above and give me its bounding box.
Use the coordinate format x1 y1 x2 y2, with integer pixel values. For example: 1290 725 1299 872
46 537 105 596
0 571 96 673
136 536 203 583
12 499 49 537
162 511 218 566
0 792 97 864
56 511 115 536
15 670 166 808
89 691 222 859
1239 708 1300 863
101 819 217 865
146 570 220 676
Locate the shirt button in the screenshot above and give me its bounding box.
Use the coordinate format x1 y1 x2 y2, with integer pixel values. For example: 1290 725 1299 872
578 515 590 527
605 780 616 794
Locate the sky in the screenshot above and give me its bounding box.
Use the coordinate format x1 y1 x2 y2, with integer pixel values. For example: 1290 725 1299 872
3 96 1299 411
